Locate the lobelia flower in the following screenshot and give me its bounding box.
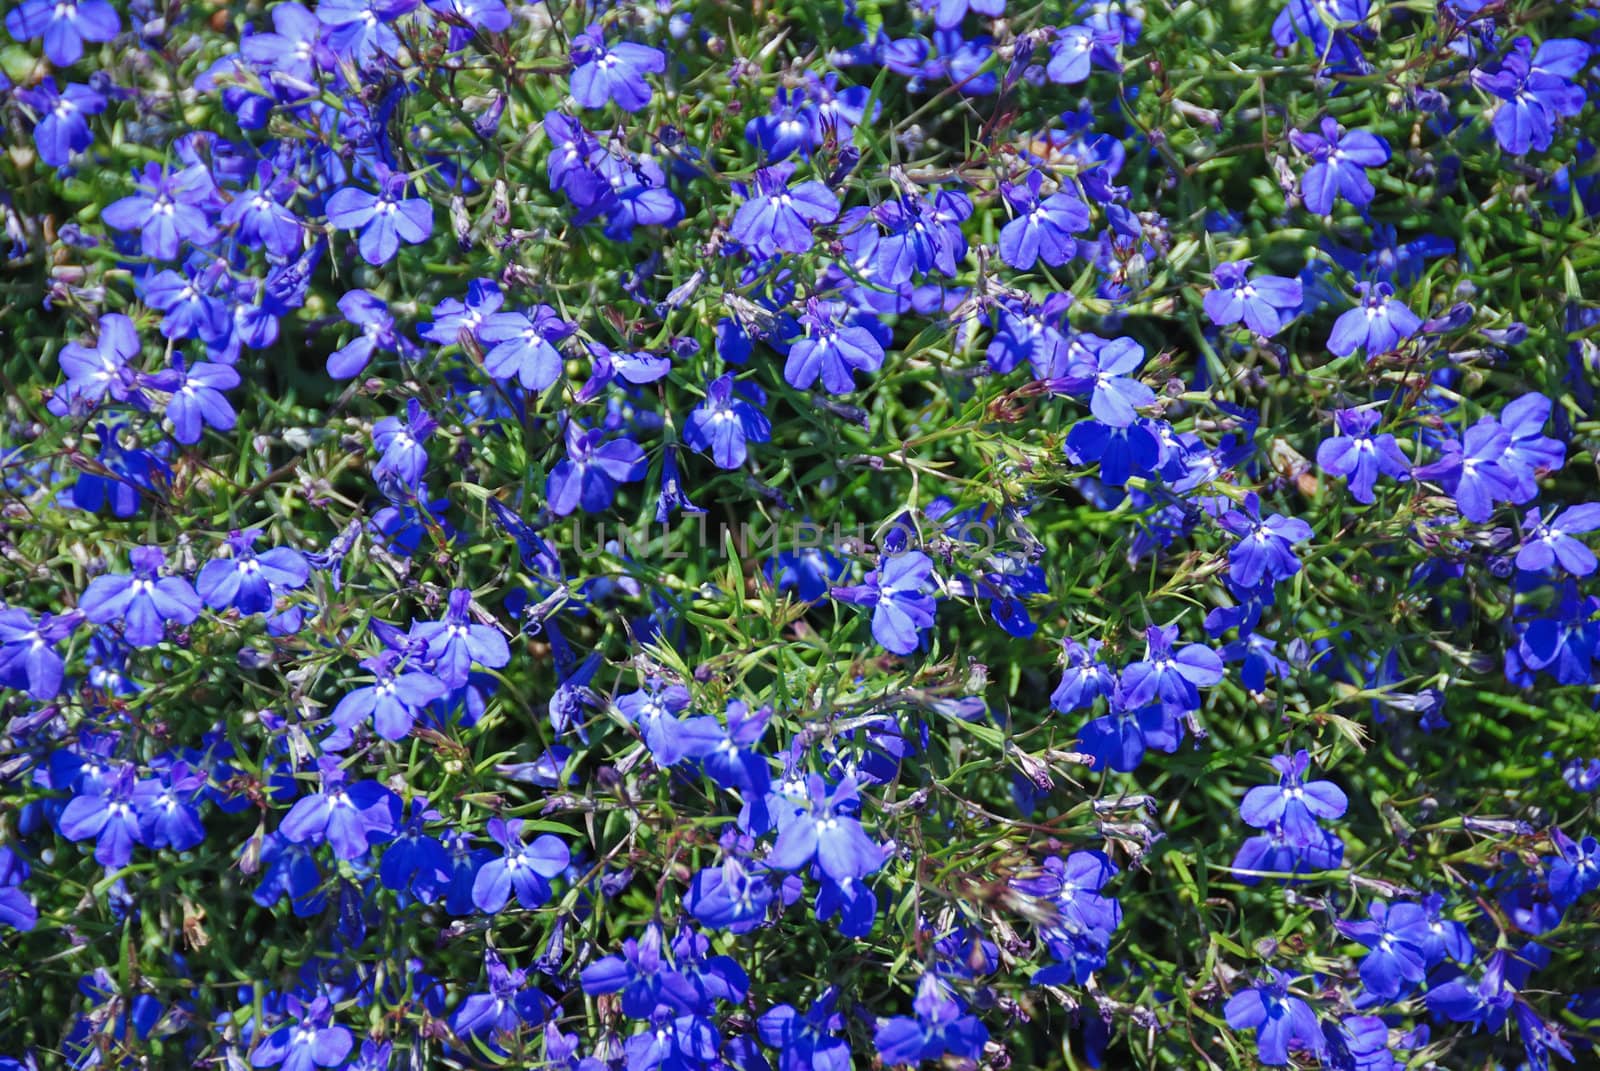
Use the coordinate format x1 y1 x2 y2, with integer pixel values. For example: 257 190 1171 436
1412 421 1516 524
317 0 405 65
1049 637 1115 713
239 2 333 96
1239 750 1348 844
0 847 37 932
470 817 569 914
451 949 552 1040
132 762 207 852
831 550 940 656
1078 684 1183 773
16 79 105 168
730 165 840 257
325 172 433 266
331 651 447 742
926 0 1004 30
1493 393 1565 500
766 546 847 603
1327 282 1422 357
1316 408 1410 504
766 774 883 883
1547 827 1599 908
249 997 352 1071
745 87 820 161
1066 417 1162 486
196 530 309 616
1336 900 1431 999
57 765 146 868
51 313 146 415
998 171 1091 270
426 0 512 49
1472 37 1592 156
1218 493 1314 589
278 757 399 861
420 278 503 347
0 608 80 699
1203 260 1303 337
784 299 887 393
1060 335 1156 427
222 171 303 257
1231 823 1345 884
411 588 511 689
5 0 119 66
144 267 230 343
547 421 648 516
569 24 665 112
480 304 576 391
1425 948 1516 1030
327 290 397 379
1515 504 1600 577
758 988 851 1071
79 545 201 648
873 974 989 1067
102 163 221 261
1118 624 1225 716
684 374 771 469
1290 118 1390 215
372 398 439 494
155 358 240 444
1046 26 1109 85
1224 970 1325 1066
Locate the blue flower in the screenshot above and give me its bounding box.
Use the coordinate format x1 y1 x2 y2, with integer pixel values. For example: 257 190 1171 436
1548 827 1600 908
79 545 201 648
372 398 438 495
1412 421 1516 523
327 290 398 379
547 421 649 516
570 24 665 112
1218 493 1313 589
1062 335 1155 427
221 177 303 257
0 608 79 700
730 165 840 257
1203 260 1303 337
784 299 887 393
1516 504 1600 577
766 545 848 603
1472 37 1591 155
1239 749 1347 844
4 0 119 66
325 173 433 266
471 816 569 913
1065 417 1161 485
872 974 989 1067
831 550 940 656
196 530 309 617
249 997 352 1071
686 853 775 934
1224 969 1324 1066
684 374 772 469
101 162 221 261
1079 685 1183 772
51 313 145 415
451 949 551 1040
331 651 448 741
57 766 146 868
1336 900 1431 999
1291 118 1390 215
158 358 239 444
411 588 511 689
1118 624 1225 716
1327 282 1421 356
377 797 449 896
480 304 577 391
419 278 503 347
758 988 850 1071
766 774 883 883
998 171 1090 270
1049 637 1115 713
15 79 104 167
0 847 38 932
277 758 399 861
1316 408 1410 504
745 87 820 161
